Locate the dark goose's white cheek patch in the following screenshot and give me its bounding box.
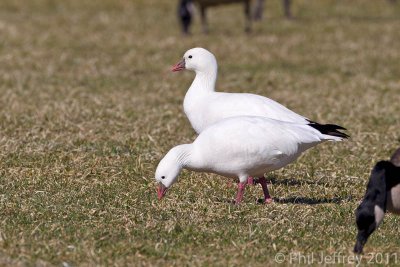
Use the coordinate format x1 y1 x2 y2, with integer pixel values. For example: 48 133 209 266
387 184 400 214
374 205 385 226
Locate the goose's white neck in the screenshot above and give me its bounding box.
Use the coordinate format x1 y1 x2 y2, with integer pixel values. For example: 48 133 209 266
170 144 205 172
183 64 218 134
177 144 193 167
189 68 218 94
169 144 193 168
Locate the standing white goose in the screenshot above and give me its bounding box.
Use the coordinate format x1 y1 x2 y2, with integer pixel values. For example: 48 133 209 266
156 116 348 204
172 47 312 134
171 47 348 200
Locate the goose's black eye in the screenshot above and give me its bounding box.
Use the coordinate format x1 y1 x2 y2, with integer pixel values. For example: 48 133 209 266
161 176 165 179
188 55 192 59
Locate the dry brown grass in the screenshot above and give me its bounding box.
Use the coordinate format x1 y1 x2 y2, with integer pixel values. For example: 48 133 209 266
0 0 400 266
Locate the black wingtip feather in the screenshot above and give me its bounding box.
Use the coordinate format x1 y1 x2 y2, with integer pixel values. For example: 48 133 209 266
308 122 350 139
323 124 347 131
306 119 347 130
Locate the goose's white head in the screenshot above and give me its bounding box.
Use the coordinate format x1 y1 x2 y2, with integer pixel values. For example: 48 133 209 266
155 146 184 200
172 47 217 74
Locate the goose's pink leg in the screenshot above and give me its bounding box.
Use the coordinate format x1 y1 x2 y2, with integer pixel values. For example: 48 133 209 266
247 176 254 185
235 182 247 204
258 177 273 204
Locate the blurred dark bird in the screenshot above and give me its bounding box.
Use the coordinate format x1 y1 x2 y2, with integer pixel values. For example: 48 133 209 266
178 0 194 34
177 0 292 34
253 0 292 20
354 147 400 254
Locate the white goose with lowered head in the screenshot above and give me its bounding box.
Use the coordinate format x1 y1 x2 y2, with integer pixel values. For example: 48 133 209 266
156 116 349 204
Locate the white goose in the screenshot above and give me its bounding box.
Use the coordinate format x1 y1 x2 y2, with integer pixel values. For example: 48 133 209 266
156 116 348 204
172 47 311 134
171 47 348 200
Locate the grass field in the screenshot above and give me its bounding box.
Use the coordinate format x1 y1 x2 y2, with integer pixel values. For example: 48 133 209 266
1 0 400 266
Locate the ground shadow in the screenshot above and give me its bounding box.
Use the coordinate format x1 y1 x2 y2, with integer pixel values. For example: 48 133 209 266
216 196 353 205
265 177 327 186
261 195 353 205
